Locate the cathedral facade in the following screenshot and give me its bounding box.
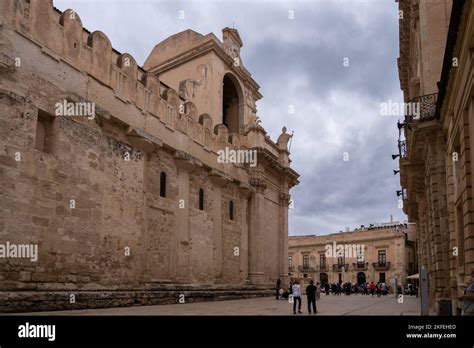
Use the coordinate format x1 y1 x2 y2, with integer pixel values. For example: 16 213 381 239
0 0 299 312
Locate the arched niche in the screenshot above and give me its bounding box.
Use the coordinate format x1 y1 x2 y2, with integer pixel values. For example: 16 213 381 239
222 72 244 134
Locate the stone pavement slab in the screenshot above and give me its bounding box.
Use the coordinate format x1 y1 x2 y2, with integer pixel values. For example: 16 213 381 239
13 293 422 316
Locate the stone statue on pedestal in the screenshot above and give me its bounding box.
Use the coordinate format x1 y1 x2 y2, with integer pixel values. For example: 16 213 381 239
277 127 293 150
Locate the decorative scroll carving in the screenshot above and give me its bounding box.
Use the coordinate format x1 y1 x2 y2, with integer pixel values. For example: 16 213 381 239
279 192 291 206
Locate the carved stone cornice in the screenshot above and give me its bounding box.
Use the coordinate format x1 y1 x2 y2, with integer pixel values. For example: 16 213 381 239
249 146 300 188
209 168 231 187
238 182 253 198
173 150 201 172
126 127 162 153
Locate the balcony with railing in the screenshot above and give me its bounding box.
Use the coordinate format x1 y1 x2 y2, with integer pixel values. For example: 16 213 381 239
319 264 328 271
288 266 294 272
372 262 391 270
398 140 407 160
405 93 438 123
396 93 438 221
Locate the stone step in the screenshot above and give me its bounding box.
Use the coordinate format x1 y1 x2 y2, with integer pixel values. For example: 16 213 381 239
0 288 274 313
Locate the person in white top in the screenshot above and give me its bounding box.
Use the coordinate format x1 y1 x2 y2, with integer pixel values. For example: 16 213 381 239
292 280 302 314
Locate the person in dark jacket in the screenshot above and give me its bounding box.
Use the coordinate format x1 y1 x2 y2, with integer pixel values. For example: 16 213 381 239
276 278 281 300
306 280 317 314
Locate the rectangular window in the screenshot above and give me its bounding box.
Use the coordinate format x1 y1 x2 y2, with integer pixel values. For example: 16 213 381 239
199 189 204 211
338 256 345 267
35 110 54 153
160 172 167 198
303 254 309 269
288 256 292 268
378 250 386 265
320 254 326 268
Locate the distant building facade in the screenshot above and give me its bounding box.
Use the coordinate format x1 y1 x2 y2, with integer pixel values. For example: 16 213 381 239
397 0 474 314
288 222 417 287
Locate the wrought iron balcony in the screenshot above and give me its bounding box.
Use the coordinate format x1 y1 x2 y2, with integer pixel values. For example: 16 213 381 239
372 262 391 270
332 264 349 271
319 264 328 271
405 93 438 122
398 140 407 159
288 266 294 271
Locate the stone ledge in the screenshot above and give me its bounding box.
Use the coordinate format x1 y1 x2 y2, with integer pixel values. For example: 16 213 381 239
0 288 273 313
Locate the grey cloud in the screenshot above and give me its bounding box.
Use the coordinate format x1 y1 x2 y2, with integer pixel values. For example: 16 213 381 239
54 0 406 235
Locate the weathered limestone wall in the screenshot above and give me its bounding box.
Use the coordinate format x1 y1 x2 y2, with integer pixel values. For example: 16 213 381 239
0 0 299 312
398 0 474 314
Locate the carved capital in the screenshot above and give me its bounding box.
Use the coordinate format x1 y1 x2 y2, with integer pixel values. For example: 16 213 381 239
249 176 267 193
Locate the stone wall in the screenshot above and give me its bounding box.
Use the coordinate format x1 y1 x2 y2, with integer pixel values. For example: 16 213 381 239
0 0 299 312
397 0 474 314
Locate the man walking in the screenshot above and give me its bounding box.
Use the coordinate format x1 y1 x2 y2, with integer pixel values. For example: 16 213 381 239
306 280 317 314
292 280 302 314
276 278 281 300
369 281 376 297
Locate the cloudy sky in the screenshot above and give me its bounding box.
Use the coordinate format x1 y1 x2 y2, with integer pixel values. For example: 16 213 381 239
55 0 407 236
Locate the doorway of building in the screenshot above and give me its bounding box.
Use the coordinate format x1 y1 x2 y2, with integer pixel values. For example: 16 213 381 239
357 272 366 285
320 273 328 286
379 272 386 283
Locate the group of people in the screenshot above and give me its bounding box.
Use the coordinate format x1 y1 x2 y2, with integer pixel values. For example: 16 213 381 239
326 281 391 296
276 279 321 314
273 271 474 316
277 279 420 298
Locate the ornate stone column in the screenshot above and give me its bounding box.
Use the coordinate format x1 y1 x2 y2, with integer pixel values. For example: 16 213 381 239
173 152 196 283
248 175 267 285
209 169 230 280
238 183 253 283
279 191 291 285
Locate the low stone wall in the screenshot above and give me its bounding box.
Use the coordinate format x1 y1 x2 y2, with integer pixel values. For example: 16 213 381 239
0 285 273 313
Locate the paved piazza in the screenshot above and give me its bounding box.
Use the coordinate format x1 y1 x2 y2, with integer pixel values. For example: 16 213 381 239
19 294 422 316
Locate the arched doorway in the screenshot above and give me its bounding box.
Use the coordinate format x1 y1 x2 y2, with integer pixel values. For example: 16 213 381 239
222 73 243 134
320 273 328 286
357 272 366 285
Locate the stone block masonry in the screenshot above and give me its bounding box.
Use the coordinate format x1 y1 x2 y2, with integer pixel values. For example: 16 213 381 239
0 0 298 312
